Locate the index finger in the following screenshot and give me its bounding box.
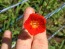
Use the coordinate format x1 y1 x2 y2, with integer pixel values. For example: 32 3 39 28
16 7 35 49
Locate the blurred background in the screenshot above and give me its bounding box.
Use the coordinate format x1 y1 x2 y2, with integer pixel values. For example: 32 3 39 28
0 0 65 49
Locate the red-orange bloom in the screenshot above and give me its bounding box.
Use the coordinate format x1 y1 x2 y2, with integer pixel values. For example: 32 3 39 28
24 13 46 36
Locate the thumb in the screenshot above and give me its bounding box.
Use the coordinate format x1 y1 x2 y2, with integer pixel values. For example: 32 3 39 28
32 31 48 49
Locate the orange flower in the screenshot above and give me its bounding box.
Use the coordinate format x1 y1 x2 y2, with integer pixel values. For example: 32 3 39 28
24 13 46 36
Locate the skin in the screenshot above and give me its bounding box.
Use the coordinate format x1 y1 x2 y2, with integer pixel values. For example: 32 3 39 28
1 7 48 49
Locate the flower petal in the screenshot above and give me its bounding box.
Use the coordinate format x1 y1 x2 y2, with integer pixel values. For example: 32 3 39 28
24 13 46 36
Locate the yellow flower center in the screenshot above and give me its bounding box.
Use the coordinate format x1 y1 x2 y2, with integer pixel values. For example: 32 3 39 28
30 21 39 28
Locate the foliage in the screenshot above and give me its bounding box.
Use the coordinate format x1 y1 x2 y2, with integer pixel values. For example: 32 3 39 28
0 0 65 49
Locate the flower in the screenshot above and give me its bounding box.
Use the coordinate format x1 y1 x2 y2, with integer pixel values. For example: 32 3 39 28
24 13 46 36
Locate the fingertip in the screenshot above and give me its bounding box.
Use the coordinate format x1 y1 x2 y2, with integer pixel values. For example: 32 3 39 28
1 30 12 49
4 30 12 38
24 7 35 15
23 7 35 22
4 30 11 34
32 31 48 49
34 30 47 39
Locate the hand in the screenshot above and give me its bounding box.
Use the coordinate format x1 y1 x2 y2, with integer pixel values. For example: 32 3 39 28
1 7 48 49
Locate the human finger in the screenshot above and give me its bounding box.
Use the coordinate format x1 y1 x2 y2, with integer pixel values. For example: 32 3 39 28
16 7 35 49
1 30 12 49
